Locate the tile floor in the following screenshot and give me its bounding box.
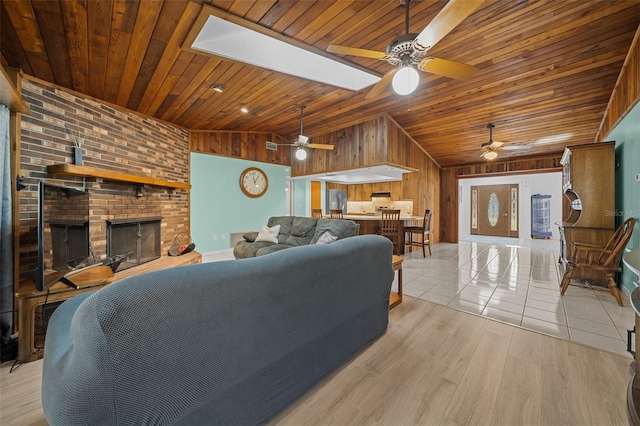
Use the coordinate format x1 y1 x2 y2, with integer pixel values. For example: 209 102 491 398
201 236 636 358
402 235 636 358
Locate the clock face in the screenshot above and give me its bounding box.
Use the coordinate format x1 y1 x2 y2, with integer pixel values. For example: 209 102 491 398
240 167 268 198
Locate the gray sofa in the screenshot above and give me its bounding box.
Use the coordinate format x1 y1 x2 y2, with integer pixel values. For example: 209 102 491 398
42 234 394 425
233 215 360 259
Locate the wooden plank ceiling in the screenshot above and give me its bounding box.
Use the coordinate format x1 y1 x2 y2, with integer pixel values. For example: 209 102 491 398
2 0 639 168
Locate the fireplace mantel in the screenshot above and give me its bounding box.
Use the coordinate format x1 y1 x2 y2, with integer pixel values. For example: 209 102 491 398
47 164 191 189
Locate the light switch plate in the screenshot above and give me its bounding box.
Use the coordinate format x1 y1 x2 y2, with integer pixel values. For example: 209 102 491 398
635 173 640 182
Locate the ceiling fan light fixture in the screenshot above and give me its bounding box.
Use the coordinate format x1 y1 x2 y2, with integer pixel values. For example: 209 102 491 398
392 65 420 95
295 147 307 160
484 150 498 160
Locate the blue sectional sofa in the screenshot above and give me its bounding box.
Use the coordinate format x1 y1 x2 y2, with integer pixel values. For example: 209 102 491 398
41 234 394 425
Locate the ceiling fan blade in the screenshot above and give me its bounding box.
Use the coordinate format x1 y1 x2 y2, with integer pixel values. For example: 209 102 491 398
365 68 397 99
308 143 335 150
326 45 386 59
503 144 532 150
481 140 503 149
413 0 484 52
418 57 479 80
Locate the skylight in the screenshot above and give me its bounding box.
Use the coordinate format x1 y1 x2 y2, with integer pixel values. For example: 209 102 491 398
190 13 380 92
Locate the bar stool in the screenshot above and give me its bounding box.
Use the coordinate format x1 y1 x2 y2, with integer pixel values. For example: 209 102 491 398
311 209 323 218
404 209 432 257
329 209 343 219
377 209 401 255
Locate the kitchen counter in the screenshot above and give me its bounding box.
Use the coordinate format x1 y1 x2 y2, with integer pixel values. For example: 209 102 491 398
344 213 421 221
343 214 423 254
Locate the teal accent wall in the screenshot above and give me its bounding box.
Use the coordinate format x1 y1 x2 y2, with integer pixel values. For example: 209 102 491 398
609 101 640 291
190 153 290 252
292 179 310 217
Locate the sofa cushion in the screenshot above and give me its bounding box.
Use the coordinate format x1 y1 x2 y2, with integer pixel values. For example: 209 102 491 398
233 241 277 259
256 244 296 256
255 224 281 243
310 219 359 244
267 216 293 244
285 217 318 247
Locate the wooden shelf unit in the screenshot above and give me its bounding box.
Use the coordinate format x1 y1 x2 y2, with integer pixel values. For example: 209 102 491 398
559 142 615 283
47 164 191 189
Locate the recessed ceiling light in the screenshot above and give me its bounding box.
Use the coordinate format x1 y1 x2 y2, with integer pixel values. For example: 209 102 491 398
240 106 249 113
211 84 225 92
189 8 380 91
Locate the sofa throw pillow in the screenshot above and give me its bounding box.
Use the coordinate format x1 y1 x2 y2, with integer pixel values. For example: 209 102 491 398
315 231 338 245
255 224 281 243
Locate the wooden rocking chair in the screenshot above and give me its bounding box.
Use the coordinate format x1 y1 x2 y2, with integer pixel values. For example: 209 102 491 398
560 217 636 306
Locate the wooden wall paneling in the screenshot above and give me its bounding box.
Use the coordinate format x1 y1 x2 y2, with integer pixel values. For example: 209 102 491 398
338 116 441 242
189 130 291 165
453 156 562 178
598 23 640 141
290 114 441 242
325 182 347 191
440 168 459 243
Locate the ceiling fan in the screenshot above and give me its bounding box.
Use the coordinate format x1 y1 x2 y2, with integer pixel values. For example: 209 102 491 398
279 106 334 160
481 124 531 160
326 0 484 98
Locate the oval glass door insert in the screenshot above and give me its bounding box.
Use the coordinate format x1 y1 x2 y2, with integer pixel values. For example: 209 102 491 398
488 192 500 226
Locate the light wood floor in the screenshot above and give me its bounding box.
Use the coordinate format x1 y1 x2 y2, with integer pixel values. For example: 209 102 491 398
1 297 632 425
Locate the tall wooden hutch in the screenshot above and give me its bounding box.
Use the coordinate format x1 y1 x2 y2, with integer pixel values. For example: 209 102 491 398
559 141 616 283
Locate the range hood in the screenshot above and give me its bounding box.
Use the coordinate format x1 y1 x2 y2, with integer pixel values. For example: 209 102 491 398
370 192 391 198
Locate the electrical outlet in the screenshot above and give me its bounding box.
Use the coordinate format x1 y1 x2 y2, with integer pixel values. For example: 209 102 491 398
635 173 640 182
221 234 225 240
212 234 218 241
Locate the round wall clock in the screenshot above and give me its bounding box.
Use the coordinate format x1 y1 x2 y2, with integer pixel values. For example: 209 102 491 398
240 167 268 198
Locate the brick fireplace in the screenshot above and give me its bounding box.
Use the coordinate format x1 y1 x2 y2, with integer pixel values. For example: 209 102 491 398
18 77 190 282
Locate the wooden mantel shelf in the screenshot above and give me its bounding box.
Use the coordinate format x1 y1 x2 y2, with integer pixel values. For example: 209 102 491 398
47 164 191 189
